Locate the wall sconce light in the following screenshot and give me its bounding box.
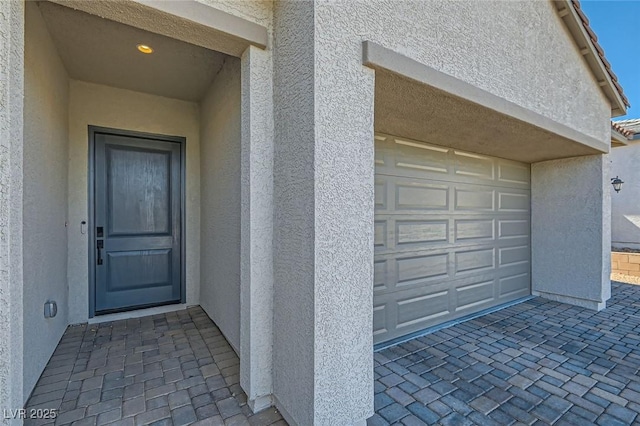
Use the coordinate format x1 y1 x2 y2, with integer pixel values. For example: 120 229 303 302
611 176 624 193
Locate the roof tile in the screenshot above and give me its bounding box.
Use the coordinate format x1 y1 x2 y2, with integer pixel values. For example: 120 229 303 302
572 0 630 107
613 119 640 136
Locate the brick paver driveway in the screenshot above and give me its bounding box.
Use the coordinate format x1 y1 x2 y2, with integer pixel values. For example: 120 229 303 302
25 307 284 426
25 283 640 425
370 282 640 426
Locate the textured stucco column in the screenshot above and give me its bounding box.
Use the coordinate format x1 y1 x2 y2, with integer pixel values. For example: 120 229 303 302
0 0 24 420
532 154 611 310
272 2 374 424
240 45 275 412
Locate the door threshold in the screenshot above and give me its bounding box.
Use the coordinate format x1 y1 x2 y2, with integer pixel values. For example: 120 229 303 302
88 303 190 324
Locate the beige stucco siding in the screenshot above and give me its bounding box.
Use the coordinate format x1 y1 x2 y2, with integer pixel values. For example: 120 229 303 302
272 1 614 423
315 0 610 143
0 0 24 417
23 1 70 402
200 57 242 352
272 1 317 423
67 81 201 323
532 155 611 309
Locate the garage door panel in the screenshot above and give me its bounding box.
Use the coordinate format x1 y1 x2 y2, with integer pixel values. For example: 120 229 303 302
498 161 530 187
375 266 530 342
495 260 530 278
378 278 453 299
396 220 449 246
499 245 530 267
374 260 389 291
377 168 527 190
374 133 531 345
374 229 528 258
454 218 495 242
454 188 495 211
453 150 495 180
374 255 527 297
397 291 450 329
375 181 388 210
396 144 449 175
499 192 530 212
374 251 448 295
376 136 530 190
455 279 496 312
396 183 449 211
454 248 495 275
499 273 530 299
374 135 388 166
499 219 530 239
373 304 388 337
396 253 449 285
375 260 451 296
374 220 387 249
376 175 529 215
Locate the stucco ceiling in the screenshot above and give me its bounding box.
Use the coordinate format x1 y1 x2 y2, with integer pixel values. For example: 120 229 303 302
37 1 228 102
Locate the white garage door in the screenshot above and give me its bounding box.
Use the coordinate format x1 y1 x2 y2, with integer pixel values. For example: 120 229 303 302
374 134 531 345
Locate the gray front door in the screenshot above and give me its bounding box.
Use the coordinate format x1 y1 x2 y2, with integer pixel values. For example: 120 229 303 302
92 128 183 314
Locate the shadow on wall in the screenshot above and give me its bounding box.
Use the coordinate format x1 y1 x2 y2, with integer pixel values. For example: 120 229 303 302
612 215 640 249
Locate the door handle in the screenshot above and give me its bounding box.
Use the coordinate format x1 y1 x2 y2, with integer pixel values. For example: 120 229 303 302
97 239 103 265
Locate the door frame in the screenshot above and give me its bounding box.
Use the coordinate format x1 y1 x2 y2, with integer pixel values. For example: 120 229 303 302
88 126 187 318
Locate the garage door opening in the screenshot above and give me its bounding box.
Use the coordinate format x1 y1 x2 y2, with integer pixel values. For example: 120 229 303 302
373 133 531 345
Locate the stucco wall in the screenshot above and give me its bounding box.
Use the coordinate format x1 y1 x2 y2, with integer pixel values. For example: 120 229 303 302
199 57 242 352
532 155 611 310
314 4 377 425
272 2 316 423
67 81 201 323
23 2 70 402
0 0 24 419
239 45 275 410
269 1 613 422
610 146 640 248
315 0 610 143
273 0 376 423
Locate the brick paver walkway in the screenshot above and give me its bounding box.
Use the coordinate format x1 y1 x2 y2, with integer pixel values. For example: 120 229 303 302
25 307 284 426
26 283 640 425
370 282 640 425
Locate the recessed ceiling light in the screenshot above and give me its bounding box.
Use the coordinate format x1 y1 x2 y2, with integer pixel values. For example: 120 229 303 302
137 44 153 54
